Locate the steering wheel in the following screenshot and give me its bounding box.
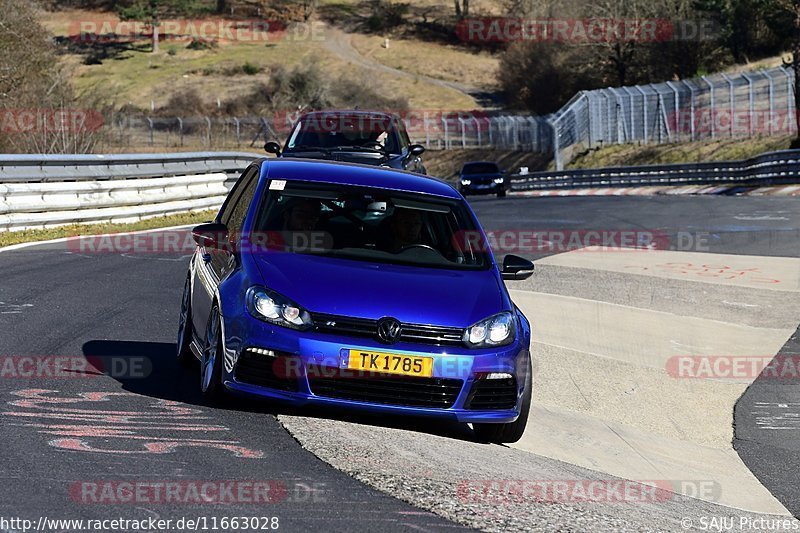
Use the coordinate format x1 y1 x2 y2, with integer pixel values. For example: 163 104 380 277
361 141 385 151
398 244 439 253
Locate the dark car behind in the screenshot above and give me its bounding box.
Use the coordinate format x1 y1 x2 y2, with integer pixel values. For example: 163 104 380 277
265 110 427 174
458 161 508 197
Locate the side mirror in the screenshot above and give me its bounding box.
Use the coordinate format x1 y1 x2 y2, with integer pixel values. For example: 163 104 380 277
192 223 229 250
501 254 534 281
264 141 282 156
408 144 425 156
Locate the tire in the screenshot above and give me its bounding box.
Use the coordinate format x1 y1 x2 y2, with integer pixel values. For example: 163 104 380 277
176 274 194 367
473 357 532 443
200 304 226 402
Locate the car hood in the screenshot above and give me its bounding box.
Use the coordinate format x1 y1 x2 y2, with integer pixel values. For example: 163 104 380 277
249 250 506 328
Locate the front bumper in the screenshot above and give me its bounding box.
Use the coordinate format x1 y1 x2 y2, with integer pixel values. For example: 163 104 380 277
460 182 505 195
220 312 530 424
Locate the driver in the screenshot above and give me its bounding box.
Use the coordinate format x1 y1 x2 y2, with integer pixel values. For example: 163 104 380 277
283 198 321 231
379 207 424 252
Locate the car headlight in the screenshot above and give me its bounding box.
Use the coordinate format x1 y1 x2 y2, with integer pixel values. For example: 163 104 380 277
493 177 504 184
461 179 472 185
246 287 312 330
463 312 516 347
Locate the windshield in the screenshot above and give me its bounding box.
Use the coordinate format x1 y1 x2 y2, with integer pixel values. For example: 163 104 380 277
285 115 401 154
462 162 500 175
252 180 490 270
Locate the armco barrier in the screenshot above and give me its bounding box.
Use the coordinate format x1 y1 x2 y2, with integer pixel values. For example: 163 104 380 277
509 150 800 191
0 152 260 231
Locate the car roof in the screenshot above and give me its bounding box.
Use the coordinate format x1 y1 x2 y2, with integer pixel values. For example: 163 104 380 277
258 158 461 199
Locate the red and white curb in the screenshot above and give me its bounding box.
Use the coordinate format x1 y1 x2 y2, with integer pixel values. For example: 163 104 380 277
511 184 800 197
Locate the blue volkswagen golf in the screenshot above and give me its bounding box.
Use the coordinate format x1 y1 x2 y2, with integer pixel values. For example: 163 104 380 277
177 159 534 443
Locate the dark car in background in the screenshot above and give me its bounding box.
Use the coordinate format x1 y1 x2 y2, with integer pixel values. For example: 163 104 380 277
458 161 508 198
265 110 427 174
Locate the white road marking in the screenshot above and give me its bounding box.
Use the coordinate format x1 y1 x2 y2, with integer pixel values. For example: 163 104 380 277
536 248 800 291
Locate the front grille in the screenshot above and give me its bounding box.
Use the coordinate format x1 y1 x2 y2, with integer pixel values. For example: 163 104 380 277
307 365 463 408
310 312 464 347
234 350 300 392
465 376 518 410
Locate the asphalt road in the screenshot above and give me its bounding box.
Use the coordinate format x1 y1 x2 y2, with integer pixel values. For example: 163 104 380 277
0 194 797 532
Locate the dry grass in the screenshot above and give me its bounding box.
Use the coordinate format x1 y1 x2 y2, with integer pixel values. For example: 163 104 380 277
350 33 499 90
0 210 216 248
566 135 795 169
40 8 488 112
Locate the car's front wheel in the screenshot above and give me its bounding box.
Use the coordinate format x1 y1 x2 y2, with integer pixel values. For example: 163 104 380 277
473 358 532 443
200 304 226 401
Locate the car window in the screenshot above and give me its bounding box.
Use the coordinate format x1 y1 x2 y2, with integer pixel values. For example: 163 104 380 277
286 115 401 154
220 165 259 244
253 181 489 270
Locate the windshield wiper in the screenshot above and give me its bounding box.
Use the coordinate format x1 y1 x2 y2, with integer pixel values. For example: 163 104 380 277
287 145 332 154
330 146 391 157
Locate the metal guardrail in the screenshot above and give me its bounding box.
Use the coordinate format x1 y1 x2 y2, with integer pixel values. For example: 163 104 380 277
0 152 261 182
0 152 261 231
510 150 800 191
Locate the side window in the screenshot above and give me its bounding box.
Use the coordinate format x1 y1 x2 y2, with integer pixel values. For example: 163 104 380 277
219 166 258 225
220 165 259 243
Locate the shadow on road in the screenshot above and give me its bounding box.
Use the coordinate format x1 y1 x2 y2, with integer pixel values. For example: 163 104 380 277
82 339 478 443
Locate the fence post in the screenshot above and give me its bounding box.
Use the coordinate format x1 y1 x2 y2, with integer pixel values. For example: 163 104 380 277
146 117 154 146
702 76 715 139
622 87 636 141
666 81 680 139
681 80 696 141
741 72 754 136
721 73 735 137
549 117 562 170
233 118 241 146
761 70 775 136
177 117 184 147
780 66 795 134
205 116 212 147
459 116 467 148
442 117 449 149
634 86 647 143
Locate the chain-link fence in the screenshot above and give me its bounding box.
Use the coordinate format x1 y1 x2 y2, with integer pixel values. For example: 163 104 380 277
99 66 796 167
549 66 797 169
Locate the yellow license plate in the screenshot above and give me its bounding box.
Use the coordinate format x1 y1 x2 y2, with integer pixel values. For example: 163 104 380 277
347 349 433 377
